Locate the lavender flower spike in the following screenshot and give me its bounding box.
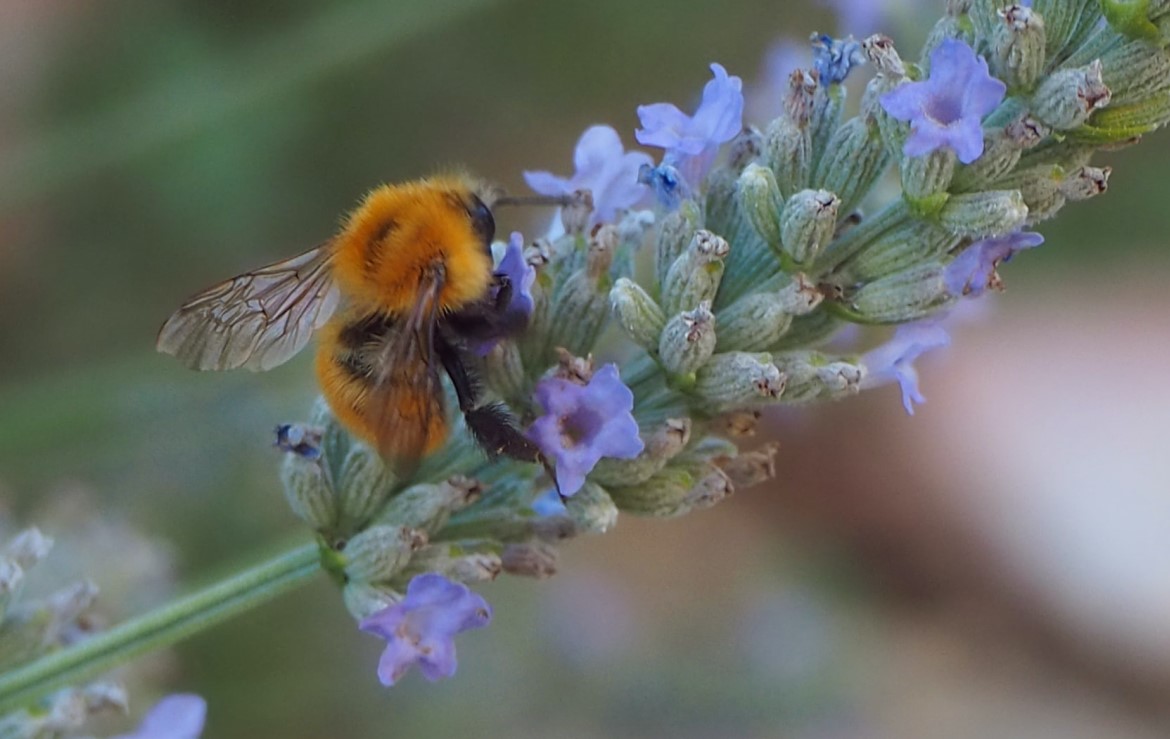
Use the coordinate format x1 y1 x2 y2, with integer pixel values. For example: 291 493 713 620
945 230 1044 299
524 125 651 227
528 364 644 496
636 63 744 187
112 694 206 739
359 573 492 686
859 322 951 415
880 38 1006 164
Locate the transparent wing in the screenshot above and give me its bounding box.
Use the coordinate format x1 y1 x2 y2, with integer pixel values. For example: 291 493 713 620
367 278 446 475
156 244 340 371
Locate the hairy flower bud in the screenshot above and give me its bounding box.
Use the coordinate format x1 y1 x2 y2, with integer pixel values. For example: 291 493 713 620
738 163 784 251
714 443 779 489
814 113 890 215
378 477 482 537
397 541 503 585
780 189 840 266
937 189 1029 236
993 5 1047 90
843 218 959 282
1033 60 1111 130
564 482 619 534
1059 165 1111 200
658 303 717 384
655 200 703 289
610 277 666 354
901 149 956 213
280 450 336 533
849 263 954 323
717 274 822 351
607 461 732 517
336 443 396 533
590 418 692 486
343 582 400 620
765 69 817 198
343 525 426 585
694 352 786 411
661 230 730 317
772 352 864 403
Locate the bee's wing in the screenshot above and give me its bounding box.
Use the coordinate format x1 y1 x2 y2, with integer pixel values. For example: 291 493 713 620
367 276 446 475
156 243 340 371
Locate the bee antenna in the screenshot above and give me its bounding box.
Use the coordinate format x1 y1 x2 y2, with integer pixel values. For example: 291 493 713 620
492 194 574 209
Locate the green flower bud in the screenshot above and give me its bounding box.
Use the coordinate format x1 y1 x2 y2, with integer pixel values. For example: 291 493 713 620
590 418 692 486
862 36 912 158
377 477 482 537
814 114 891 216
397 540 503 585
612 210 656 282
780 189 841 266
1096 37 1170 106
655 200 703 289
765 69 817 198
924 0 976 56
1002 164 1066 222
544 240 614 359
693 352 786 412
1030 0 1099 58
662 230 730 317
342 525 426 585
992 5 1046 90
772 351 864 403
336 442 396 533
1033 60 1111 130
564 482 619 535
607 462 733 518
738 163 784 251
849 263 954 323
501 542 558 579
952 116 1046 191
342 582 399 620
843 217 959 282
900 149 956 212
1059 165 1111 200
610 277 666 355
704 169 741 236
810 76 847 163
309 397 352 484
280 452 336 533
1074 92 1170 142
937 189 1028 237
659 303 717 381
717 274 822 351
483 340 527 406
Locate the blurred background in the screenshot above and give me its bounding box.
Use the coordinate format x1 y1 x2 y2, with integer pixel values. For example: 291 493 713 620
2 0 1170 736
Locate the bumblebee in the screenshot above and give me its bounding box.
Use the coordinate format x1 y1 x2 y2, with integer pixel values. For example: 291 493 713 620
157 175 543 474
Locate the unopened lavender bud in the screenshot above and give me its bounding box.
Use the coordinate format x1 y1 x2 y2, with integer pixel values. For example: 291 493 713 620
714 443 779 489
608 465 693 517
923 0 975 56
483 340 526 404
901 149 956 212
717 274 822 351
952 119 1041 191
610 277 665 354
564 482 619 535
309 397 352 482
342 525 426 585
937 189 1028 237
591 418 692 486
1081 93 1170 141
1015 167 1067 223
1096 38 1170 106
586 223 618 279
765 69 817 197
6 528 52 571
694 352 786 411
280 452 336 533
560 188 595 236
728 125 764 170
662 230 729 317
547 269 611 359
850 264 953 322
655 200 703 288
844 218 958 282
659 303 717 380
737 163 784 250
682 464 735 512
1060 165 1111 200
398 541 502 584
993 5 1046 90
501 542 558 579
772 352 864 403
342 582 399 620
378 477 482 537
780 189 840 265
704 169 740 234
814 114 890 215
1033 60 1111 130
335 443 396 532
862 35 910 155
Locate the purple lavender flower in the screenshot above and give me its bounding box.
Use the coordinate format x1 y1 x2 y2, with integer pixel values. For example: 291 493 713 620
945 230 1044 299
880 39 1006 164
524 125 651 228
474 232 536 356
359 573 491 686
859 322 951 415
527 364 644 496
811 34 866 84
112 694 206 739
636 63 744 187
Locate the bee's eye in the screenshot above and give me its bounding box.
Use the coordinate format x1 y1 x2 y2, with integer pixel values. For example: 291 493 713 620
467 196 496 250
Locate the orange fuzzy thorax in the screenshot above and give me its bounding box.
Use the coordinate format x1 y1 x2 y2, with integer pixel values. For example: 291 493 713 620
330 176 494 316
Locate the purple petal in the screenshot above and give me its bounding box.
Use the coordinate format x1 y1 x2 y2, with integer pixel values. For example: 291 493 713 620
879 83 927 122
949 116 987 164
860 322 951 415
573 125 626 175
523 170 569 196
635 103 691 150
114 694 206 739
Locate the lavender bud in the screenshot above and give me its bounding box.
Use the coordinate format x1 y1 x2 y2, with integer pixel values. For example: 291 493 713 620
342 582 400 620
662 230 730 317
901 149 956 213
780 189 841 265
1030 0 1097 58
937 189 1029 237
717 274 822 351
843 218 959 282
850 263 954 322
546 262 612 360
993 5 1047 90
590 418 692 487
336 443 396 532
342 525 426 585
1059 165 1111 200
309 397 352 483
814 114 890 216
398 541 503 585
1097 39 1170 106
951 120 1037 191
729 126 764 170
765 69 817 198
1033 60 1111 130
655 200 703 290
610 277 666 354
564 482 619 534
377 477 482 537
280 451 336 533
501 542 558 579
560 189 595 236
772 352 864 403
483 340 527 405
608 462 732 517
659 303 717 380
737 163 784 251
1079 92 1170 142
694 352 786 411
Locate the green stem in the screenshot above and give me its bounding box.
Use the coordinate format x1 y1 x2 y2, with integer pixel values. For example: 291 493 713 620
0 541 322 713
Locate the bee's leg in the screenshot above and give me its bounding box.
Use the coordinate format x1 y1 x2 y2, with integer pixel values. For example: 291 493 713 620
435 334 545 466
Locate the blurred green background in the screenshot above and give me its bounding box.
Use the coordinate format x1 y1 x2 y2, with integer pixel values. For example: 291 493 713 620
3 1 1170 737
